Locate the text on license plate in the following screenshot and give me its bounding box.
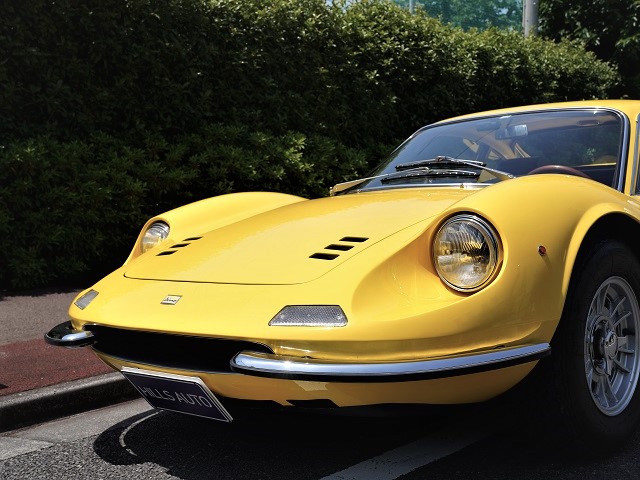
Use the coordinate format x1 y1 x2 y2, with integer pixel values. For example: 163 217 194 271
121 367 232 422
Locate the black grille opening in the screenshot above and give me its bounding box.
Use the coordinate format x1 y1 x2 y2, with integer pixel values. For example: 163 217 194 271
86 325 272 373
157 251 177 256
171 243 190 248
183 236 202 241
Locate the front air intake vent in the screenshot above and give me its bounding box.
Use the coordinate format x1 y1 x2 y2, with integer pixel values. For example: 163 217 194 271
157 251 177 256
87 325 273 373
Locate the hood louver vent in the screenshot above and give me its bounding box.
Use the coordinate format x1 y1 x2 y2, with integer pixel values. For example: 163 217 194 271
340 236 368 243
156 236 202 257
309 236 369 261
325 244 353 251
310 252 339 260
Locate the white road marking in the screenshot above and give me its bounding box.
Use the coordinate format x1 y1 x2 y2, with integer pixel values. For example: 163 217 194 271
119 410 159 456
319 425 488 480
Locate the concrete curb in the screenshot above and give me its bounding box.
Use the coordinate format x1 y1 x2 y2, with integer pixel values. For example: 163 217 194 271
0 372 138 433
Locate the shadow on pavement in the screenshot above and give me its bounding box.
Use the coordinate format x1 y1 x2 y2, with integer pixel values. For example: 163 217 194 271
93 405 453 480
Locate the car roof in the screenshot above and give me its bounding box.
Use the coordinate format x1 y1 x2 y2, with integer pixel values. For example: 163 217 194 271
437 100 640 125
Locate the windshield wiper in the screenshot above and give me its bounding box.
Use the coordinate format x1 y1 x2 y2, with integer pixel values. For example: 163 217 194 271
381 168 479 183
328 168 424 195
329 156 514 196
395 156 514 181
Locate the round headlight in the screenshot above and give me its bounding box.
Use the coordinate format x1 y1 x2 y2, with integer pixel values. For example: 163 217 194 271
141 221 170 253
433 214 500 292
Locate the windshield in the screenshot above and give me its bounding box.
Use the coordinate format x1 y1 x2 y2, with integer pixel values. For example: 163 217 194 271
357 109 624 191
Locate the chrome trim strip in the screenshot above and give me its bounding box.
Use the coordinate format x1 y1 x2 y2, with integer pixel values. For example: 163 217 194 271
614 109 630 192
44 320 95 348
230 343 550 383
632 112 640 194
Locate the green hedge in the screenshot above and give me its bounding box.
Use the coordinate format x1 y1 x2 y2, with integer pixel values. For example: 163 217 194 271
0 0 619 289
0 128 366 288
2 0 617 145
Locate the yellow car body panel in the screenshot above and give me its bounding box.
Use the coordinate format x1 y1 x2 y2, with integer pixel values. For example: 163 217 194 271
124 191 308 265
48 100 640 415
72 178 631 358
123 188 473 285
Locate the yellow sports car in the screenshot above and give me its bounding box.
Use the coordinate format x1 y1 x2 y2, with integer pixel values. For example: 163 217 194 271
47 100 640 445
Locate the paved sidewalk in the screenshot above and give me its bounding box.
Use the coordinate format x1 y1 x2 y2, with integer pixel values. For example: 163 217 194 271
0 290 136 432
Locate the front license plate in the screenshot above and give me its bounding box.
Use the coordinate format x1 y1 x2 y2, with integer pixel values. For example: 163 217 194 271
121 367 232 422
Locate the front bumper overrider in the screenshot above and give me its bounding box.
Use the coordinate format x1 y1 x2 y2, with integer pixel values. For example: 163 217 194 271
45 320 550 382
45 320 95 347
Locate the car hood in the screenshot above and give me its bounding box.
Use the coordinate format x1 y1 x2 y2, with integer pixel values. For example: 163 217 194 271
124 188 476 285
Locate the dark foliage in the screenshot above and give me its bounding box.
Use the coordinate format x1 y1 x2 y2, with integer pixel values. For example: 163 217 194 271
0 0 617 289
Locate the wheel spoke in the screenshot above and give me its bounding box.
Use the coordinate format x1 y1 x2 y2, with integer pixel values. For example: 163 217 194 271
605 375 618 405
614 358 631 374
612 296 628 316
618 335 630 349
613 311 631 329
594 376 609 408
586 364 594 385
594 284 609 316
618 335 635 355
606 357 614 376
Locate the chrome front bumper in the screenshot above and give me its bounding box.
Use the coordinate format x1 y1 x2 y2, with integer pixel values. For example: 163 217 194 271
45 320 549 382
231 344 550 382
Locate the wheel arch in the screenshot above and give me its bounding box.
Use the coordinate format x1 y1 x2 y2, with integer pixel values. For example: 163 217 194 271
563 211 640 302
545 223 640 448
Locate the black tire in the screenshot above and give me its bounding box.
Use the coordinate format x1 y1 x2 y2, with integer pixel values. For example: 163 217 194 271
548 240 640 450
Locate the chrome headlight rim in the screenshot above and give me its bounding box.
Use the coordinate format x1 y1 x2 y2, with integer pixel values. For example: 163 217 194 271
141 221 170 254
432 213 501 293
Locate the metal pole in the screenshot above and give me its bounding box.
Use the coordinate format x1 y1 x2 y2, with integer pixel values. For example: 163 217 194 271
523 0 539 36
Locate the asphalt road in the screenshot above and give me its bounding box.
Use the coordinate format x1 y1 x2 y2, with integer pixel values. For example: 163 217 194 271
3 398 640 479
0 289 79 346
